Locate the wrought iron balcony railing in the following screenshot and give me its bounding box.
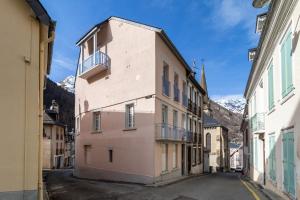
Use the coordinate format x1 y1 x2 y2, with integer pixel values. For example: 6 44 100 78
250 113 265 133
188 99 193 112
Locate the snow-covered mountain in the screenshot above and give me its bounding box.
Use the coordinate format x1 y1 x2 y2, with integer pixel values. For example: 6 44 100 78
57 75 75 93
212 95 246 114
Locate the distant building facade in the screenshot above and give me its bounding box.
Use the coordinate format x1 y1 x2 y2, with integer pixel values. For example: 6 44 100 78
43 101 66 169
74 17 206 184
229 143 243 170
245 0 300 198
203 114 229 173
0 0 55 199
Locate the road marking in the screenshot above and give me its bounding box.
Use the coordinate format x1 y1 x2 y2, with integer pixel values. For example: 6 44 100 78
240 179 260 200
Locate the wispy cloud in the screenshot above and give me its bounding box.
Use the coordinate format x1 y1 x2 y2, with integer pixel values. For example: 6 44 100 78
207 0 264 45
52 53 77 72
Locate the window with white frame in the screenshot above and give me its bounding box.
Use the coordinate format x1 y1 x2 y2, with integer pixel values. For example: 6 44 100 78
125 104 135 128
93 111 101 132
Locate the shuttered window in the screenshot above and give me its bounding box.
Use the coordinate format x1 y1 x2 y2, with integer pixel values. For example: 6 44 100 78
125 104 135 128
93 112 101 131
268 63 274 110
269 134 276 181
281 31 293 97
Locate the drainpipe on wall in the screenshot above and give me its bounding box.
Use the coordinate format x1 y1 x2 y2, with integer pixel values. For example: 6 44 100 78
38 30 55 200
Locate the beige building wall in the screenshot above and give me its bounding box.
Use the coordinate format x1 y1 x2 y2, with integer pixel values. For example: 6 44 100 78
204 126 229 172
43 125 65 169
0 0 54 199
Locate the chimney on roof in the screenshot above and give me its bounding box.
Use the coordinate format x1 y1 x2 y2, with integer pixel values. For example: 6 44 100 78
50 100 59 114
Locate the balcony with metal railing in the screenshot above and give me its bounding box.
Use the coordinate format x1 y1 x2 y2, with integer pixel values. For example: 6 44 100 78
250 113 265 133
78 50 110 79
162 77 170 96
198 106 202 118
193 103 197 115
174 85 180 102
188 99 193 112
155 123 184 142
184 131 193 143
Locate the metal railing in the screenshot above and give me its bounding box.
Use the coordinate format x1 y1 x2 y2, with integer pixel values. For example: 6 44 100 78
198 106 202 118
250 113 265 133
174 85 180 102
162 77 170 96
193 103 197 115
156 123 184 141
184 131 193 143
188 99 193 112
79 50 110 75
155 124 193 142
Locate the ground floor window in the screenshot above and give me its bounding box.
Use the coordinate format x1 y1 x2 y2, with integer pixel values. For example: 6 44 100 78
162 143 168 172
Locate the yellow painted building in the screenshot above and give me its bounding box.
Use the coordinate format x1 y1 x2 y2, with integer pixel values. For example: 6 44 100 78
0 0 55 199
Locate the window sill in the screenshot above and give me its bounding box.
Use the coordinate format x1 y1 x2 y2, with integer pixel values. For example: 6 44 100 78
123 128 137 132
280 89 295 105
91 130 102 134
162 93 171 99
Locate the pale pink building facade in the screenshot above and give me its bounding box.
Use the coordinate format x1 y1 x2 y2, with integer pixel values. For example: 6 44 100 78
74 17 205 184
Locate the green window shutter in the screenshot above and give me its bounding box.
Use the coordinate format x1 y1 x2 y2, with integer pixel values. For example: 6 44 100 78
281 42 287 97
281 32 293 97
268 64 274 110
282 134 289 191
285 33 293 93
269 135 276 181
287 132 295 195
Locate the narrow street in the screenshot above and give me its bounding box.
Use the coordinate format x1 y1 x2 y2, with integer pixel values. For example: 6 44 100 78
45 170 267 200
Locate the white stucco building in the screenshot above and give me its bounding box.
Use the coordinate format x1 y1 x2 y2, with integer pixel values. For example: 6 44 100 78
244 0 300 199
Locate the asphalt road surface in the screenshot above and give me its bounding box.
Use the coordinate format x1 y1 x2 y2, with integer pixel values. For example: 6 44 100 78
45 170 268 200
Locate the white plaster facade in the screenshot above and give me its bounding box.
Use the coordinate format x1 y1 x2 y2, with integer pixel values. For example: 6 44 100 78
245 0 300 198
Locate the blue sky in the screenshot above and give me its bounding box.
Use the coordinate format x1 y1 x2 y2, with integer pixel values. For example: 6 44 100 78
41 0 265 98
